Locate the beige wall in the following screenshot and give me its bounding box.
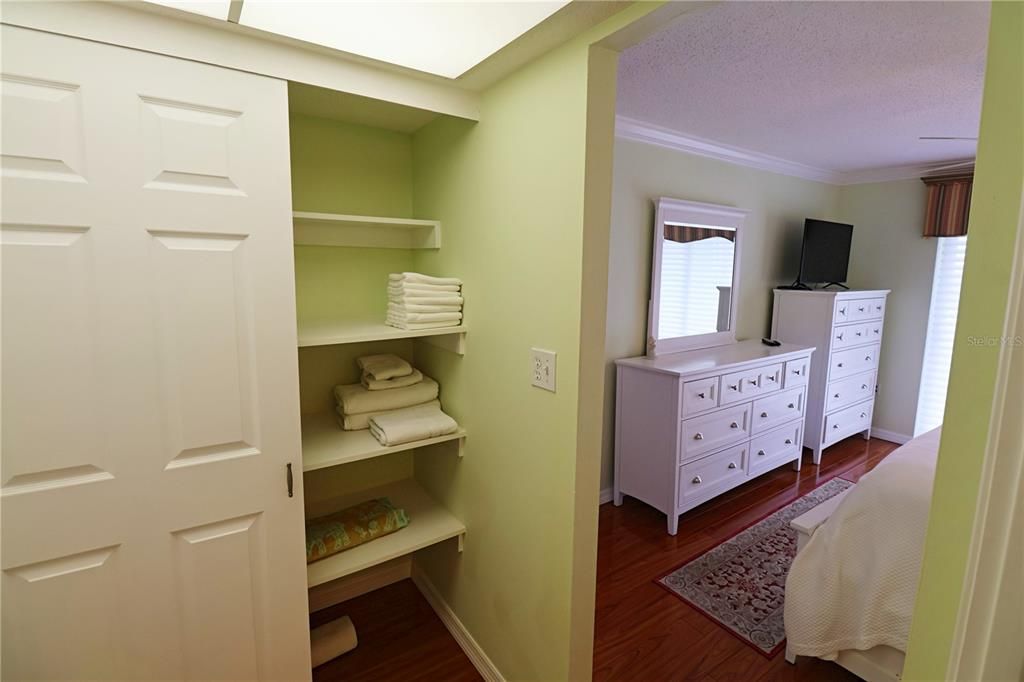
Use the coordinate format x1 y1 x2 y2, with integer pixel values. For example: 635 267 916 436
840 179 935 440
601 138 841 491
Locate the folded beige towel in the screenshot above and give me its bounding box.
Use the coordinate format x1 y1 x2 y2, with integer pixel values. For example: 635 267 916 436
388 302 462 313
386 308 463 323
335 400 441 431
362 368 423 391
369 403 459 446
356 354 413 381
335 376 439 416
387 294 465 306
385 319 462 331
387 282 461 293
389 272 462 287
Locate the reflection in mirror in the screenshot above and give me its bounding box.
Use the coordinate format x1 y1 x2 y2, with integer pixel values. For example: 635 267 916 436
657 224 736 338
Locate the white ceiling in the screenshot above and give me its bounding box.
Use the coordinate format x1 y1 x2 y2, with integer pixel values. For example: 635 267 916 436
617 1 990 176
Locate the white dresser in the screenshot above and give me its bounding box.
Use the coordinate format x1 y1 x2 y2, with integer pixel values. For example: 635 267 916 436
614 340 816 535
771 289 890 464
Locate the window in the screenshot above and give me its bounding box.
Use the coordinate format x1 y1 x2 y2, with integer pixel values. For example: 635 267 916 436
915 235 968 435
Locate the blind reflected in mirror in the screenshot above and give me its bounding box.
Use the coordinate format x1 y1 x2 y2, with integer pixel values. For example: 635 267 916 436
657 224 736 339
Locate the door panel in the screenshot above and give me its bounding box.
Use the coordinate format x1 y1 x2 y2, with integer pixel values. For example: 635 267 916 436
1 26 310 680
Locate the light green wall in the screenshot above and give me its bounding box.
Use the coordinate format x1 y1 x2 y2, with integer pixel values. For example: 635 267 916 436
840 179 935 439
904 4 1024 679
601 140 841 491
408 5 654 679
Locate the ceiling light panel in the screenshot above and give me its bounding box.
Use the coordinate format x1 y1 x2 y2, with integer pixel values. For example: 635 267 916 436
238 1 570 79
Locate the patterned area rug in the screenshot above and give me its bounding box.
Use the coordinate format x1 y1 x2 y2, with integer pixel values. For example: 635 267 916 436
657 477 853 658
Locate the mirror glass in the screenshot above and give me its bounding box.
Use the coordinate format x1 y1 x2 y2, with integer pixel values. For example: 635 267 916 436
657 222 736 338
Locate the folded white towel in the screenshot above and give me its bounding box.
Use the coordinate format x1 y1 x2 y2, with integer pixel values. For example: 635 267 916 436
385 319 462 331
388 302 462 314
389 272 462 287
356 354 413 381
362 368 423 391
388 294 465 306
335 376 439 416
335 400 441 431
387 282 461 293
386 308 462 323
368 403 459 446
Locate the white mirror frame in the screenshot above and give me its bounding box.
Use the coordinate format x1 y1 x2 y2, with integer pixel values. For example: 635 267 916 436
648 197 749 356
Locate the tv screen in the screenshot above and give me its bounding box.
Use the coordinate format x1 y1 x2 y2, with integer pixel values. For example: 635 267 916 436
799 219 853 284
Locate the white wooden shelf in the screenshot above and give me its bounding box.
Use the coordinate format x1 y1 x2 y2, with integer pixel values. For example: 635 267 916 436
302 411 465 472
293 211 441 249
297 319 466 354
306 479 465 588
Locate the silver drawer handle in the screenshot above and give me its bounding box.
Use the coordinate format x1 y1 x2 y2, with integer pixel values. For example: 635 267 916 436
788 403 795 409
865 356 872 361
837 333 844 340
729 384 738 391
861 413 867 418
692 475 702 485
856 331 862 336
728 462 737 469
862 384 868 390
876 305 882 311
747 377 758 384
694 432 704 440
834 393 840 398
757 449 766 456
730 422 739 429
837 362 844 368
858 306 865 312
874 328 880 334
697 392 706 399
760 411 768 418
833 424 840 429
840 307 847 314
785 439 793 444
792 369 801 375
767 376 776 382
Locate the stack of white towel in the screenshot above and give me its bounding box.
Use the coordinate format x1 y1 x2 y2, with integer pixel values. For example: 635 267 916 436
334 354 458 446
386 272 464 330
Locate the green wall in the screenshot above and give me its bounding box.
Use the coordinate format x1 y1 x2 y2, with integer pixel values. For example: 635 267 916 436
904 3 1024 678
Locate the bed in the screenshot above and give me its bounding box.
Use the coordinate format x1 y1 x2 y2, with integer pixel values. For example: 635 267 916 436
783 427 943 681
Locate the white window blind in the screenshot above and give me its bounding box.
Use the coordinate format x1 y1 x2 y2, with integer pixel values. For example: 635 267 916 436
915 235 968 435
658 237 734 339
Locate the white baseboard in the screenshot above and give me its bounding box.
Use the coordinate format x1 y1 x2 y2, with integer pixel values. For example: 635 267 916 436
411 566 505 682
599 487 613 505
872 428 912 445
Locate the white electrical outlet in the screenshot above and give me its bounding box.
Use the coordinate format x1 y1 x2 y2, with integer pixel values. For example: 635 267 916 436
531 348 556 392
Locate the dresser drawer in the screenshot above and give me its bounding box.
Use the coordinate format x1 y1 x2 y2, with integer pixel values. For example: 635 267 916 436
826 371 876 412
678 442 747 506
851 297 886 321
834 298 855 325
829 343 880 380
823 399 873 446
680 403 752 461
681 376 720 418
720 363 783 404
783 357 809 388
752 386 806 434
749 421 803 477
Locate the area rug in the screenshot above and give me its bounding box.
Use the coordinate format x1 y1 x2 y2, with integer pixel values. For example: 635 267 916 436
656 477 853 658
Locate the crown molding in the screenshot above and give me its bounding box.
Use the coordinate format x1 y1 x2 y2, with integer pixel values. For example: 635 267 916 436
615 115 975 186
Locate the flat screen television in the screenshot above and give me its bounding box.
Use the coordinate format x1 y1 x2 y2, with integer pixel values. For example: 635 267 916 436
793 219 853 288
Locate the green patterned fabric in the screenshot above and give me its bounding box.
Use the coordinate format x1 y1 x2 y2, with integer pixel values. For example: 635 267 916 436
305 497 409 563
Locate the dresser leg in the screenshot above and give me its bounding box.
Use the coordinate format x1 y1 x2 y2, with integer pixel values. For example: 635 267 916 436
862 428 871 441
667 514 679 536
613 487 623 506
811 447 823 465
791 455 802 472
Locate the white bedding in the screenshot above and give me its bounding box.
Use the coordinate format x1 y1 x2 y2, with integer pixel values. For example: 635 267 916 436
784 427 942 660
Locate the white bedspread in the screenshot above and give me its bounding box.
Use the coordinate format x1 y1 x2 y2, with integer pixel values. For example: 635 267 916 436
784 427 942 659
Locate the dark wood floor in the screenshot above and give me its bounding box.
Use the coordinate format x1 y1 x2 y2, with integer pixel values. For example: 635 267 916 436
593 435 901 682
310 434 899 681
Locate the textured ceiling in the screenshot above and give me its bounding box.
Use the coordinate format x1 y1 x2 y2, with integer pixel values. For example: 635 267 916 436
617 1 990 174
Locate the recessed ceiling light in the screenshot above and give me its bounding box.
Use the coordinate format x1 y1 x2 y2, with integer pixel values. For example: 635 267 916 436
145 0 232 21
238 1 570 78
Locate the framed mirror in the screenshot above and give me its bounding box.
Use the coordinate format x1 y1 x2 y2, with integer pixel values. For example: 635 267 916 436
647 198 748 356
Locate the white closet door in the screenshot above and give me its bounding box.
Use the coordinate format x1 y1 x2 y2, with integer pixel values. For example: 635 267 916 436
1 26 310 681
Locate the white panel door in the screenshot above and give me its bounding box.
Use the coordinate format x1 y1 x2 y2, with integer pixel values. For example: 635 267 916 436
1 26 311 680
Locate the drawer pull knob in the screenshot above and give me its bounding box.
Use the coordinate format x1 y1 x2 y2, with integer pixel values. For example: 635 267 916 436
834 393 841 398
730 422 739 429
692 475 702 485
861 413 867 418
837 333 844 340
788 403 795 409
865 356 872 361
728 462 737 469
838 362 844 368
856 331 862 336
767 376 775 382
785 439 793 445
792 369 800 375
697 392 706 399
858 306 865 312
694 432 704 440
757 449 766 457
833 424 840 429
874 328 880 334
760 411 768 418
840 307 847 315
729 384 738 391
862 384 868 390
876 306 882 311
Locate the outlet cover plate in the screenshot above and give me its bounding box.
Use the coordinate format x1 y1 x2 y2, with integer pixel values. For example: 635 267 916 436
531 347 556 392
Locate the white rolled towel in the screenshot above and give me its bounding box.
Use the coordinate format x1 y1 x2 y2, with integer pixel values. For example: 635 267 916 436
386 308 462 323
389 272 462 287
356 354 413 381
335 400 440 431
335 377 439 416
385 319 462 331
369 403 459 446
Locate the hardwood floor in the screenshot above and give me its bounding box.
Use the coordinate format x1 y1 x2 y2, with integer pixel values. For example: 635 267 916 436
311 579 481 682
593 435 901 682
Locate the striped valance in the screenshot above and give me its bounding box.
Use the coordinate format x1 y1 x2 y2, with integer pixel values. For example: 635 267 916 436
922 173 973 237
664 224 736 244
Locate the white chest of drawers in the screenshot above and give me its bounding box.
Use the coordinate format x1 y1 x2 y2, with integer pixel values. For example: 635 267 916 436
771 289 890 464
613 340 815 535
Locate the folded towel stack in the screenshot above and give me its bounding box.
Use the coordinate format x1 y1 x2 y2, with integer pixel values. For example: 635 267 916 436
386 272 464 330
334 354 459 445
